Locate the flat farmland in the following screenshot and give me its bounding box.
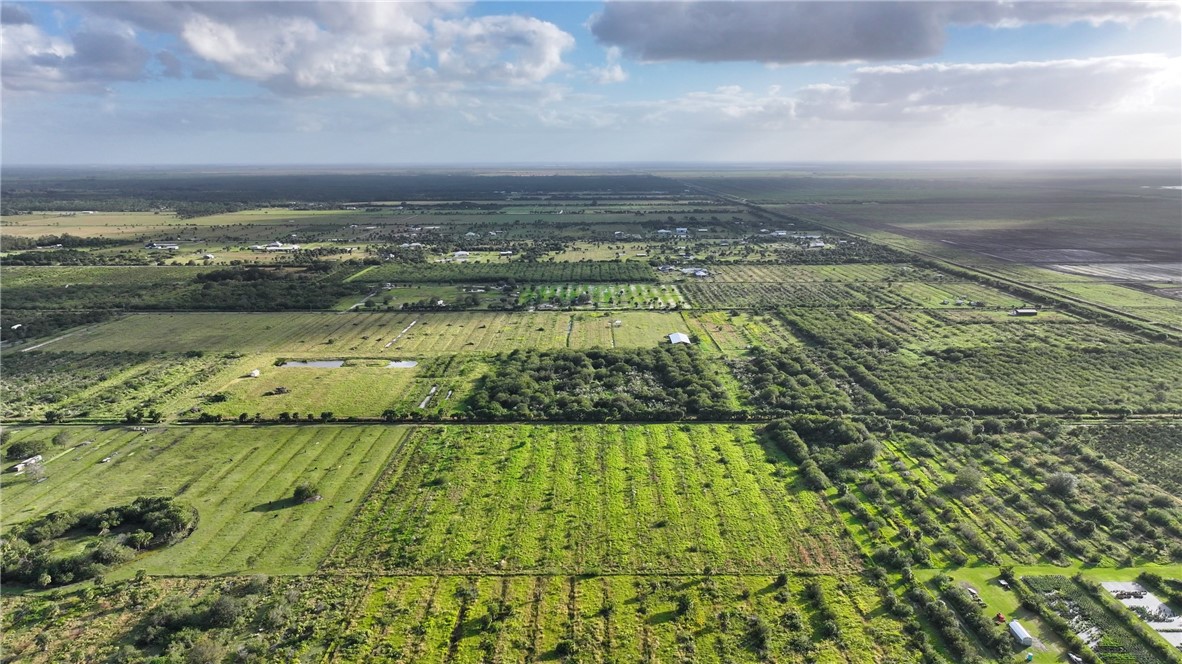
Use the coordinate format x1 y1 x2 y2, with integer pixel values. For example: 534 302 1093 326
1 572 920 664
1 351 233 422
678 262 1026 310
680 279 1017 309
327 424 860 575
321 573 916 663
607 311 693 347
518 282 686 309
1037 281 1182 327
350 260 656 284
701 263 949 283
198 357 425 420
1 265 221 289
193 354 484 420
41 310 693 355
0 425 410 575
1051 262 1182 282
781 308 1182 414
686 310 803 353
765 172 1182 264
0 211 186 238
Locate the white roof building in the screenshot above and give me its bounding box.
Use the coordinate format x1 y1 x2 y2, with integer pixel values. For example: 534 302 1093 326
668 332 691 344
1008 620 1033 646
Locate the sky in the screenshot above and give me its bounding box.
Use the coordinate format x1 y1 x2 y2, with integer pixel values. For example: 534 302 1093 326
1 0 1180 165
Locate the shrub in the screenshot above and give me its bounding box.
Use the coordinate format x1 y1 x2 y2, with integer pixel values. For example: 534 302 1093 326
293 483 319 502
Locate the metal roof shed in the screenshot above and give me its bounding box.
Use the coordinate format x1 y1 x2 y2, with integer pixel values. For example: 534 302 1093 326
1008 620 1033 646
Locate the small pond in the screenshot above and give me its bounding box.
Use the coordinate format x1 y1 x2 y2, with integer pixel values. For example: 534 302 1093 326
282 360 345 368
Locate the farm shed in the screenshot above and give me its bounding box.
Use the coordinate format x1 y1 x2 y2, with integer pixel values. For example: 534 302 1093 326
1011 308 1038 316
668 332 691 345
1008 620 1033 646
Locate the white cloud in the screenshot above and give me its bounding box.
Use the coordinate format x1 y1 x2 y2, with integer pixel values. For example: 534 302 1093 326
590 46 628 84
433 15 574 86
1 20 149 93
591 1 1180 64
3 2 576 98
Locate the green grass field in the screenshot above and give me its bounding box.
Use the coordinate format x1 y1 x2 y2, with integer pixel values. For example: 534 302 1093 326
36 310 695 355
328 424 860 575
1 425 409 575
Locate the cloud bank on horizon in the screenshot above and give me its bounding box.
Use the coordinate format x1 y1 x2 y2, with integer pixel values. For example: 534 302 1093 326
2 1 1179 164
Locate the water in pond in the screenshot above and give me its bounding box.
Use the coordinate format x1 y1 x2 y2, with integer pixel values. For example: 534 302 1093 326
282 360 345 368
387 360 418 368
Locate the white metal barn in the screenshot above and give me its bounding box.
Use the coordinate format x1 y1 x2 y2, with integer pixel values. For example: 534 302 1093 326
1008 620 1033 646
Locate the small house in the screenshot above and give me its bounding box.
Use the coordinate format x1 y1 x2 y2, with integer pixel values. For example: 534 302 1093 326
675 227 688 235
668 332 691 345
1008 620 1033 647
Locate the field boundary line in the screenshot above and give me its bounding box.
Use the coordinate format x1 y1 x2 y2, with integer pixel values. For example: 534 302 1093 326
320 425 417 567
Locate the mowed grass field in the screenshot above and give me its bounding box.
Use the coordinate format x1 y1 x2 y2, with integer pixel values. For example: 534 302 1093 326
518 282 687 309
192 355 485 420
0 425 410 575
40 310 695 355
327 424 860 575
1 266 222 289
200 357 424 420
